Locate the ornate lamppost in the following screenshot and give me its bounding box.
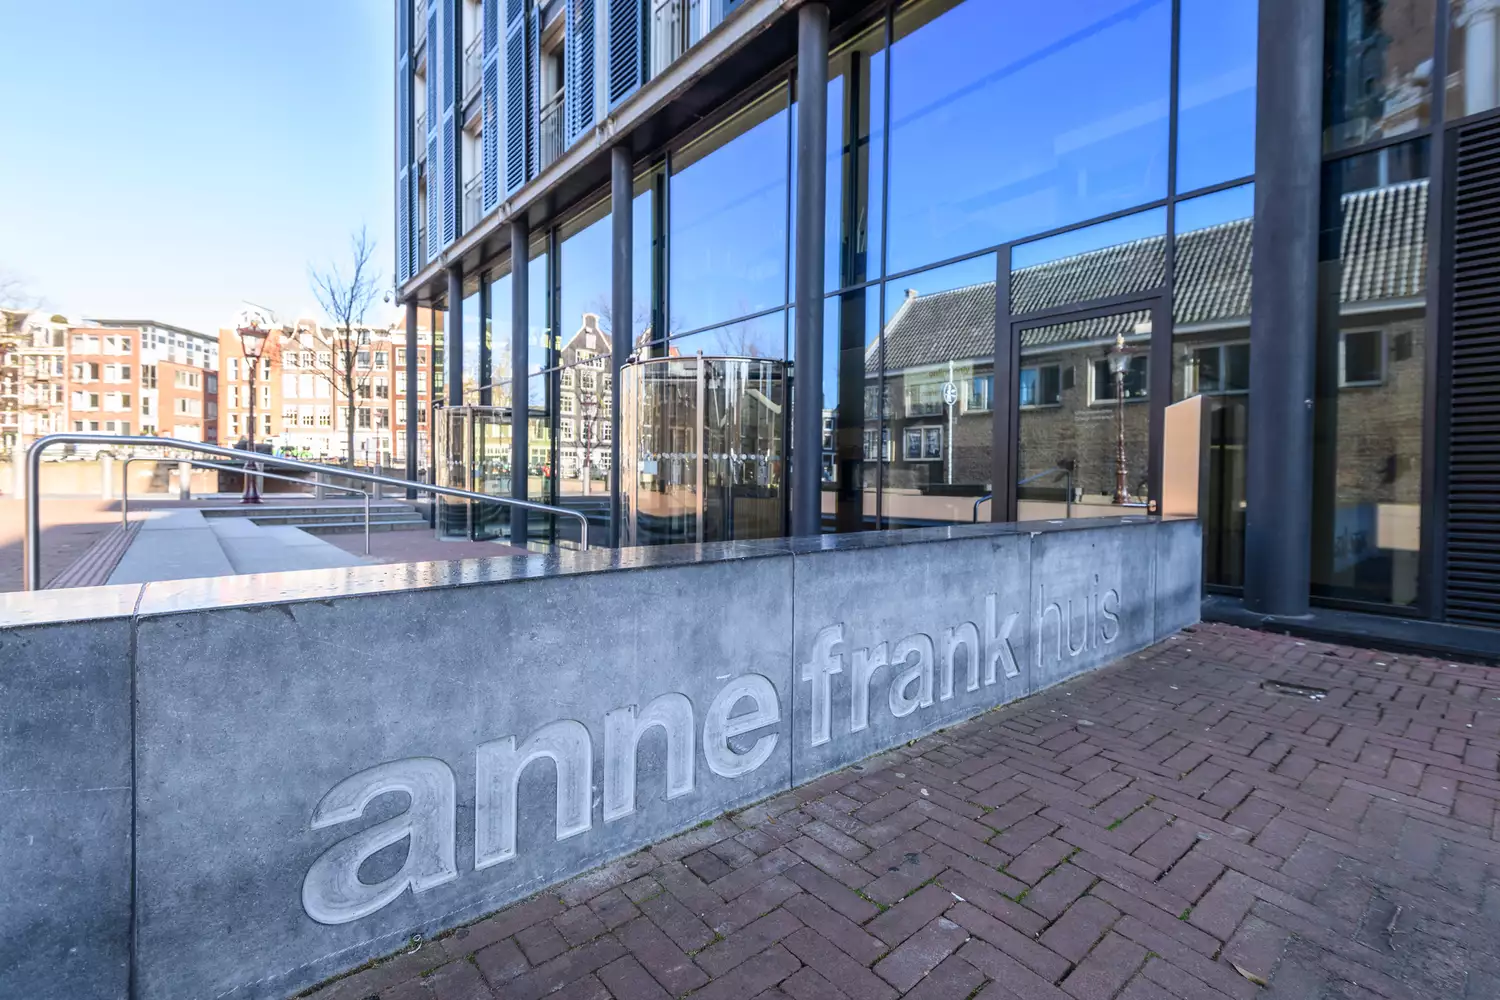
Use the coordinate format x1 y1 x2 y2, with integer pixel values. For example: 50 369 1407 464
1107 331 1132 505
235 306 273 504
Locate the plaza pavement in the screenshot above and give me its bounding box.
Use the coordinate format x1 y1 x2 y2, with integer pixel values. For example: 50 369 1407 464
302 622 1500 999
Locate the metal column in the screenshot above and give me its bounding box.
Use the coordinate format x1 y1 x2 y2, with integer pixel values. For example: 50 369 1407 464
446 264 464 406
791 2 829 537
1243 0 1324 616
610 145 632 547
510 218 530 545
404 299 419 497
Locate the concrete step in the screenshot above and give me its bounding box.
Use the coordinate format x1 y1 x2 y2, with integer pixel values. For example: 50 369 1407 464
299 519 431 535
243 511 422 527
200 503 417 519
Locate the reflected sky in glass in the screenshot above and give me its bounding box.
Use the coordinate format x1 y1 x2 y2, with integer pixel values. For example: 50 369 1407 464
559 212 611 351
1177 0 1257 192
886 0 1172 274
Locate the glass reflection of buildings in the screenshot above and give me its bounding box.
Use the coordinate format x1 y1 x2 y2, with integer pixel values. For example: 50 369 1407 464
395 0 1497 631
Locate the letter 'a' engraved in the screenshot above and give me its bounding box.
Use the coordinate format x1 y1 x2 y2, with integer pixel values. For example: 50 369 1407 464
475 720 593 870
703 673 780 778
888 633 935 718
800 624 844 747
603 693 695 823
985 593 1021 682
302 757 458 925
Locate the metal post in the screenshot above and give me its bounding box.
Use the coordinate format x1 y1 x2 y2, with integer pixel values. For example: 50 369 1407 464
447 264 464 406
610 144 632 547
1243 0 1324 616
404 299 419 497
244 361 261 503
364 490 371 556
510 218 530 545
695 352 706 544
791 2 829 537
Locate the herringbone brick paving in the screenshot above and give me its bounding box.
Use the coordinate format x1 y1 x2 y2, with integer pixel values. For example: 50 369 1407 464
303 623 1500 1000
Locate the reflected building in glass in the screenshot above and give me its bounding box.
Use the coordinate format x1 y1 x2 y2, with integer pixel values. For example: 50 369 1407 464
393 0 1500 637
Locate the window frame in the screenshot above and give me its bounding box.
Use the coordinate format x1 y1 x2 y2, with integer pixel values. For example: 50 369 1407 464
1338 327 1387 388
1089 354 1150 405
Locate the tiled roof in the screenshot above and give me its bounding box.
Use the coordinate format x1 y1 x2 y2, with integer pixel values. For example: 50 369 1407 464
872 180 1429 374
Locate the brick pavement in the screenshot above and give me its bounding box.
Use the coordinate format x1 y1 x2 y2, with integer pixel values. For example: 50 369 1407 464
302 623 1500 1000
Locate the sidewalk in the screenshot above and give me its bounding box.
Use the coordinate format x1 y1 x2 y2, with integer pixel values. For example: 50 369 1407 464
304 623 1500 1000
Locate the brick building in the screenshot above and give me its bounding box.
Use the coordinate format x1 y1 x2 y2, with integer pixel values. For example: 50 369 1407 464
64 320 219 444
218 317 435 467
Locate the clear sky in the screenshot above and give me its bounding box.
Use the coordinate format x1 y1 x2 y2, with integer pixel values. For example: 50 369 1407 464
0 1 396 336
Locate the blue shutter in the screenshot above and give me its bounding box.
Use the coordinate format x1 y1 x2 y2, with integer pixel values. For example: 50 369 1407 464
481 0 501 214
527 4 540 180
565 0 596 147
607 0 645 108
504 1 528 193
440 0 458 247
426 2 441 262
396 4 412 282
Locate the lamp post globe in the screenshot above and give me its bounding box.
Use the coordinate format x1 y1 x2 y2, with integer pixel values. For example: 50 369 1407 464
235 306 275 505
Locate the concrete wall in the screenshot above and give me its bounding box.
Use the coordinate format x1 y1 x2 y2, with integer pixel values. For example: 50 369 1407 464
0 516 1200 1000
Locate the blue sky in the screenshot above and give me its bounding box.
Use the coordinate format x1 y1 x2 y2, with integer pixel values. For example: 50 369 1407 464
0 1 395 335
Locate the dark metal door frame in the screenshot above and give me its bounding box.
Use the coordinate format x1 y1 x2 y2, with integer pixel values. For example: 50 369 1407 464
993 290 1170 523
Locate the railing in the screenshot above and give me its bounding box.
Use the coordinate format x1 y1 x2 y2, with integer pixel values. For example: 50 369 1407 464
414 0 427 47
23 433 591 590
464 35 483 101
416 110 426 141
463 175 483 230
539 90 565 171
120 456 374 556
972 467 1076 522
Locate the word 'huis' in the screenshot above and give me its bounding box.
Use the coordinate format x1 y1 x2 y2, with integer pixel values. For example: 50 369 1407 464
300 584 1121 925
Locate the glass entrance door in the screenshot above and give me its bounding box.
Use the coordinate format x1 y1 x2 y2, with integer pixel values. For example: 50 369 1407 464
1009 298 1167 520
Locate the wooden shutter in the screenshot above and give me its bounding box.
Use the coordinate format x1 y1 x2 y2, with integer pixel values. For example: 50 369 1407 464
440 0 458 247
396 3 412 282
504 0 528 193
1446 117 1500 627
566 0 596 147
527 4 541 180
607 0 645 108
426 1 441 262
482 0 501 214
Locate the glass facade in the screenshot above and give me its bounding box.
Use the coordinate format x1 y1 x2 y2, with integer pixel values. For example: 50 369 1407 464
1325 0 1436 151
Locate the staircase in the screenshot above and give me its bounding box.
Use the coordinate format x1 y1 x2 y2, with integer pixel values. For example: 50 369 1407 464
198 501 428 536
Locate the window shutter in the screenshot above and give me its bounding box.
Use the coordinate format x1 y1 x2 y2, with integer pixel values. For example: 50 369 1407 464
607 0 645 108
527 4 541 180
482 0 501 213
440 0 458 247
504 0 528 193
396 5 412 282
565 0 596 147
426 2 441 262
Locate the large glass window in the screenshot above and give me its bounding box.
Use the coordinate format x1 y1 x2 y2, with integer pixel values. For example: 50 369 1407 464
462 288 480 401
669 90 790 333
886 0 1170 275
823 288 881 531
489 270 513 407
634 181 654 346
879 254 996 527
1450 0 1500 118
825 21 887 293
1324 0 1436 151
1313 139 1428 606
558 205 613 500
1011 208 1167 315
1176 0 1258 191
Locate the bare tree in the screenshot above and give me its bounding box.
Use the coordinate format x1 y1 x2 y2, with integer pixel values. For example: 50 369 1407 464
0 269 37 310
309 228 382 466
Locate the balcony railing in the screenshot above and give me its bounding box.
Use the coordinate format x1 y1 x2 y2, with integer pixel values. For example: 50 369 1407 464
539 90 565 172
651 0 721 77
463 176 482 230
414 0 427 47
464 35 483 102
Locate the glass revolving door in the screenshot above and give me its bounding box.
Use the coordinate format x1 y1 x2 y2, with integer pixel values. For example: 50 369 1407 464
621 355 787 545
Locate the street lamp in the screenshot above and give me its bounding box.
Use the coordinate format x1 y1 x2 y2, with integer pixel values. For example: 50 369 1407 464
235 306 274 504
1107 331 1133 505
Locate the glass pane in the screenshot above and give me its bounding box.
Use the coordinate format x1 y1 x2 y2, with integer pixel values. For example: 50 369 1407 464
1324 0 1436 151
1011 207 1167 315
879 255 996 527
527 249 550 404
1017 309 1152 519
559 204 612 351
633 182 654 347
826 21 887 293
526 370 555 535
1450 0 1500 118
622 357 701 544
823 289 882 532
670 311 786 359
670 91 790 332
1176 0 1258 192
1172 183 1254 587
887 0 1170 275
1313 140 1428 605
556 352 611 500
702 359 788 542
462 290 480 402
489 271 513 407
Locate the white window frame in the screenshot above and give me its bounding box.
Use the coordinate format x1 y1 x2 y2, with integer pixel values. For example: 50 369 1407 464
1185 340 1252 397
1338 328 1386 388
1089 355 1150 406
902 425 944 462
1017 364 1062 410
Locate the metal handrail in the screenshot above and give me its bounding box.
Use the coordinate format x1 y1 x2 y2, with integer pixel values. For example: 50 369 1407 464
972 467 1076 523
119 457 374 557
24 433 591 590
